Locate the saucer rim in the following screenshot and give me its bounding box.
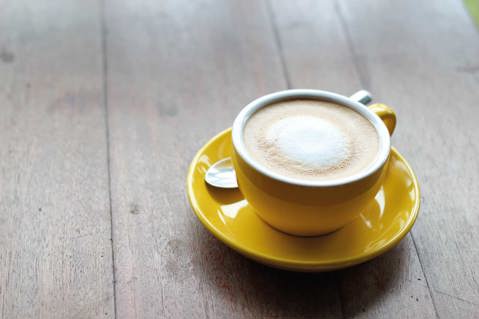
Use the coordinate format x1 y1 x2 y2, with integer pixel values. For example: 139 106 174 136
186 128 420 271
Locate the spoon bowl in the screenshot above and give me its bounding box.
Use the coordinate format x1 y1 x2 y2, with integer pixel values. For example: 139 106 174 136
205 157 238 189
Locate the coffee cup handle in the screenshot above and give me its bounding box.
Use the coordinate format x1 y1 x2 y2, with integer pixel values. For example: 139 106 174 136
350 90 396 135
368 103 396 135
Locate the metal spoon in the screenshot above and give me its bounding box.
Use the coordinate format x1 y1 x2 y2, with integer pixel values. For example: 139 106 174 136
204 90 372 189
204 157 238 188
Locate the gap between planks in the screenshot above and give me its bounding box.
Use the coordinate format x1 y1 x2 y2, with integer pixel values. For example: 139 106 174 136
100 0 119 318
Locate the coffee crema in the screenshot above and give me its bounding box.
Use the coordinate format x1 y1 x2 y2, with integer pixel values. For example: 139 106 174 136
243 99 380 181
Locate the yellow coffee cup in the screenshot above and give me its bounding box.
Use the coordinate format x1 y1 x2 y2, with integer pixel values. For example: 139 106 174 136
231 90 396 236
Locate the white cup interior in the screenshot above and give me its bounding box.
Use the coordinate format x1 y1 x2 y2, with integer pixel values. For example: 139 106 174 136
232 89 391 187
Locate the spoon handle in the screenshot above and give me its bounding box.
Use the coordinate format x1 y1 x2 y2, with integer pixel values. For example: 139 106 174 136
350 90 372 105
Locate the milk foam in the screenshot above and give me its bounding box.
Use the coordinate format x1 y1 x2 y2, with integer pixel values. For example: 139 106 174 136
266 116 350 169
243 99 380 181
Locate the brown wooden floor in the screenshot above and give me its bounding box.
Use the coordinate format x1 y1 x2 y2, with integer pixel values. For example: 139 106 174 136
1 0 479 318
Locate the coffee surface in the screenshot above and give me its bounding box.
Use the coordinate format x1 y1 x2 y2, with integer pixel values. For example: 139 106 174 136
243 99 379 181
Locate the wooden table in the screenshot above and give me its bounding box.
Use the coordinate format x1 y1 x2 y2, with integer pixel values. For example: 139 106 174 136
1 0 478 318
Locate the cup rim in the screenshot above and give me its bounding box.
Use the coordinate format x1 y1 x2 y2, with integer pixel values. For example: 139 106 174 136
232 89 391 187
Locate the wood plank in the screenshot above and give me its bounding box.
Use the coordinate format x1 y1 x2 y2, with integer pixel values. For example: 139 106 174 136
104 0 343 318
336 0 479 318
269 1 438 318
268 0 362 93
0 1 114 318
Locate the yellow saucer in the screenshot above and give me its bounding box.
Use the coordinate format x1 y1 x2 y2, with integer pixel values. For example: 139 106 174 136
186 129 420 271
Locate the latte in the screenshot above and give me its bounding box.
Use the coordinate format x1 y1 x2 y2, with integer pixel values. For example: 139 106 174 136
243 99 379 181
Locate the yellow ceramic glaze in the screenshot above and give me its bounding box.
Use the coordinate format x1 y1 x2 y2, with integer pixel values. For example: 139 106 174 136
232 103 396 236
368 103 397 135
186 129 420 271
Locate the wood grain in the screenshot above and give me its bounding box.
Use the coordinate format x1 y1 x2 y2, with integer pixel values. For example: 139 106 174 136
1 0 478 318
269 1 438 318
104 0 344 318
336 0 479 318
0 0 114 318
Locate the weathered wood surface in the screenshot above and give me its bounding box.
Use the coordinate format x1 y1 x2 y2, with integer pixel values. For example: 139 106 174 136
104 0 345 317
0 0 114 318
270 1 438 318
1 0 478 318
336 1 479 317
285 1 479 317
